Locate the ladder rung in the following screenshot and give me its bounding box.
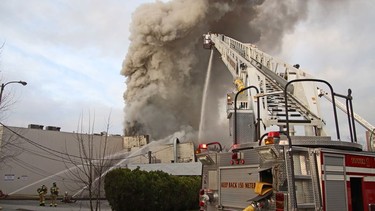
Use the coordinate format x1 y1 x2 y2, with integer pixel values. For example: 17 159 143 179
278 119 312 123
272 108 298 112
291 114 301 117
276 113 301 117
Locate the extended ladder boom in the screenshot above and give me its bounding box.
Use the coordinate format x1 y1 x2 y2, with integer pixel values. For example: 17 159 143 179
205 33 326 136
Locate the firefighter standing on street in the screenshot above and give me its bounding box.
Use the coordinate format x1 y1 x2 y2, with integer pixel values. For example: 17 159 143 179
50 182 59 207
37 185 48 206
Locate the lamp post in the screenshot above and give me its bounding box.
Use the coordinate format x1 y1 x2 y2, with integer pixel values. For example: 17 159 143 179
0 80 27 105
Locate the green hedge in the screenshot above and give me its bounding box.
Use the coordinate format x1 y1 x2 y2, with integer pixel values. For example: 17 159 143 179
104 167 201 211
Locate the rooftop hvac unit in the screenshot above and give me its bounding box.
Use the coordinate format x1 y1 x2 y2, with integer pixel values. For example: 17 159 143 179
45 126 61 131
28 124 44 130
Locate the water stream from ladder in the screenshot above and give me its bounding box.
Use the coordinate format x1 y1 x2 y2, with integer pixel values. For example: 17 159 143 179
8 150 131 195
9 136 174 196
71 138 173 197
198 49 214 142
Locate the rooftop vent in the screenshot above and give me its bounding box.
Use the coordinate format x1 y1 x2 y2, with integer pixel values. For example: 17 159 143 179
45 126 61 131
28 124 44 130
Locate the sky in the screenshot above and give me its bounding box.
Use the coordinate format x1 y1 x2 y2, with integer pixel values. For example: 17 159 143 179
0 0 374 141
279 0 375 145
0 0 157 134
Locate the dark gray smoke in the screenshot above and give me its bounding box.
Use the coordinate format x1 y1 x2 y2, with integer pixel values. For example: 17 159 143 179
121 0 309 141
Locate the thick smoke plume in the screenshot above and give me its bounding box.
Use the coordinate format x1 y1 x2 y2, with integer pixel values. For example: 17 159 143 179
121 0 308 142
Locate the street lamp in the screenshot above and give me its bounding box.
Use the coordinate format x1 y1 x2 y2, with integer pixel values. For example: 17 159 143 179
0 80 27 105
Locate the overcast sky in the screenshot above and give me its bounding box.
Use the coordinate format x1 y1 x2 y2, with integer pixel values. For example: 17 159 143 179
0 1 374 140
280 0 375 144
0 0 155 134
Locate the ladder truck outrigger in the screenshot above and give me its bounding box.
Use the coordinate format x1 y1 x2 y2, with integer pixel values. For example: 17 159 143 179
196 33 375 211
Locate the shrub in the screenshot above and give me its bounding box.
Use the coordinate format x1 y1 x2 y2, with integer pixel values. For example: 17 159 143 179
104 167 200 211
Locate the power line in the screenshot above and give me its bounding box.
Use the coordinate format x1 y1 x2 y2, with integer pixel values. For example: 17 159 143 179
0 122 128 162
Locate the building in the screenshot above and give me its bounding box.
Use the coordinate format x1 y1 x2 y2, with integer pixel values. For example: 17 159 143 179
124 136 195 164
0 125 200 197
0 124 124 196
123 136 201 175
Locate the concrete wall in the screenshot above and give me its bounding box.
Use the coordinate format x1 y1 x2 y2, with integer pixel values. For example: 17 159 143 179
0 126 199 197
0 126 124 196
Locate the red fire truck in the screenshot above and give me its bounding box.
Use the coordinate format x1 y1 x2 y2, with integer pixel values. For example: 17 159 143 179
196 33 375 211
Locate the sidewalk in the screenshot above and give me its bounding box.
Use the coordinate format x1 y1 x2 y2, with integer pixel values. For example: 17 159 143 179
0 199 112 211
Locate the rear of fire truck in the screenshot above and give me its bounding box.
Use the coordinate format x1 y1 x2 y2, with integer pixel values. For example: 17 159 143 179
196 33 375 211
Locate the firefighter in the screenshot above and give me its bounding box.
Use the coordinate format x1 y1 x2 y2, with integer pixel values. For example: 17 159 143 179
62 191 68 203
61 191 76 203
37 185 48 206
50 182 59 207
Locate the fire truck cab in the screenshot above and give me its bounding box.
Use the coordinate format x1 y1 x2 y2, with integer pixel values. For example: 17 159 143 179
197 138 375 211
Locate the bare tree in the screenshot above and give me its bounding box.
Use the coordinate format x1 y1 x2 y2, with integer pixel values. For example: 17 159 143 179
0 43 24 167
0 42 13 117
0 124 24 166
62 113 119 211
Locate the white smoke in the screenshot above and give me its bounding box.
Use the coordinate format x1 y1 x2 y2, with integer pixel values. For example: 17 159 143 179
121 0 310 142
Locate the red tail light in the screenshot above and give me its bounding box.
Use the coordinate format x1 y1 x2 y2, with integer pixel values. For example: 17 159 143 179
266 131 281 145
268 131 280 138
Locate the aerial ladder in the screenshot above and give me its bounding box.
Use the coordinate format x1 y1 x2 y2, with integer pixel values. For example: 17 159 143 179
205 33 328 140
197 33 375 211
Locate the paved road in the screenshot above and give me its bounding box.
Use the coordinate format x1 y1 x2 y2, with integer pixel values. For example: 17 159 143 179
0 200 112 211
